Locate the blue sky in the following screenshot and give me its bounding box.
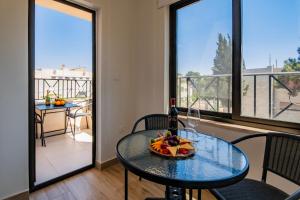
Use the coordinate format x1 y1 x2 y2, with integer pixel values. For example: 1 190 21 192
35 1 300 75
35 5 92 71
177 0 300 75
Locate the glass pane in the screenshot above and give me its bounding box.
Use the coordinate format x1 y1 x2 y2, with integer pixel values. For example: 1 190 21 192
176 0 232 113
241 0 300 123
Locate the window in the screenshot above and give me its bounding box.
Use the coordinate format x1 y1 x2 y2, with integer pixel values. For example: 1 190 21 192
241 0 300 124
176 0 232 114
170 0 300 129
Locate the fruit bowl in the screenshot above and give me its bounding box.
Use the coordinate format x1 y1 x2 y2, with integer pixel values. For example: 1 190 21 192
149 131 195 158
53 98 66 106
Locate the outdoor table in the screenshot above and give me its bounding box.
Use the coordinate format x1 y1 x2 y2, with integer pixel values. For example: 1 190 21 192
116 130 249 200
35 103 79 145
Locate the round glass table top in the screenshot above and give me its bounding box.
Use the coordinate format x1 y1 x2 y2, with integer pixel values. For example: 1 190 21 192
116 130 249 189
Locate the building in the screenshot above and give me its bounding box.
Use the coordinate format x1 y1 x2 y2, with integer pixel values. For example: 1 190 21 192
35 65 92 80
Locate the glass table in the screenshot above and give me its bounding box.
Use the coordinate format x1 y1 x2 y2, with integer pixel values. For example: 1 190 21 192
116 130 249 200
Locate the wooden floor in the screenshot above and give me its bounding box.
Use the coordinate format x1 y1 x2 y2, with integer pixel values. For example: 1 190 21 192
30 164 217 200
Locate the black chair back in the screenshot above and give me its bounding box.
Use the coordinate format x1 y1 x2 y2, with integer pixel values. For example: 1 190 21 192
263 133 300 186
131 114 185 133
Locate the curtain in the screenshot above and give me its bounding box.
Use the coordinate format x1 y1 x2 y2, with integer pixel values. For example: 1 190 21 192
157 0 180 8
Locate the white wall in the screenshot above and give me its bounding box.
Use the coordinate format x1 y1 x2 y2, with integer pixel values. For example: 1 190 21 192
0 1 29 199
87 0 138 163
90 0 169 163
132 0 168 118
95 0 170 162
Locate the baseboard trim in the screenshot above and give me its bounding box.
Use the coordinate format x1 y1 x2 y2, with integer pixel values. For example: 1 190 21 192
96 158 119 170
3 190 29 200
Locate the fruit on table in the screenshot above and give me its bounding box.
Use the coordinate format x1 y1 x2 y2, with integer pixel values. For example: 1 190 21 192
54 98 66 106
164 135 180 146
167 146 178 157
161 144 168 149
178 148 189 155
161 149 170 154
165 131 172 137
151 140 163 151
179 143 194 150
179 138 191 144
150 131 194 157
151 136 163 143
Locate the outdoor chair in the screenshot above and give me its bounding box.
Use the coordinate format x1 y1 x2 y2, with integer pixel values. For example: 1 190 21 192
211 132 300 200
67 101 92 139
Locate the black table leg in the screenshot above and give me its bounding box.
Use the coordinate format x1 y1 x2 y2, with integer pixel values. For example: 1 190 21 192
125 169 128 200
64 108 68 133
197 189 201 200
41 110 46 146
165 186 186 200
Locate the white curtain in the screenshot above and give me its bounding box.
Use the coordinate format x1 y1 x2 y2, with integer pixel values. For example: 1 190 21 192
157 0 180 8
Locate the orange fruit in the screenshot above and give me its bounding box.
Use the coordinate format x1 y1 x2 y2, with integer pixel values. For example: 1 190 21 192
55 101 61 106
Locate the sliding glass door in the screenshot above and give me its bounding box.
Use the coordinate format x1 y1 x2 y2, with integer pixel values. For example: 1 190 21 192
30 0 96 189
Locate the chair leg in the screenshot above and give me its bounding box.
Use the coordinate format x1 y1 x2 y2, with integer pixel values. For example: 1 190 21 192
39 124 43 139
73 118 76 139
41 123 45 147
85 116 89 129
139 176 142 181
35 123 38 139
67 117 74 135
67 117 71 132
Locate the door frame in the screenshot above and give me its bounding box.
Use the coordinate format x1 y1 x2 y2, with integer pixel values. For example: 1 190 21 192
28 0 97 192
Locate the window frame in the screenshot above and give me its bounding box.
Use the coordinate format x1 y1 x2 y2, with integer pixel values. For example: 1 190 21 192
169 0 300 131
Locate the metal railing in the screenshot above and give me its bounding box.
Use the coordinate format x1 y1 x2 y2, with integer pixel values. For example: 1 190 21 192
177 72 300 120
35 78 92 100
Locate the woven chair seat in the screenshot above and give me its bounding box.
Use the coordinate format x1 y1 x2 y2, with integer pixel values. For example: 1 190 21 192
212 178 289 200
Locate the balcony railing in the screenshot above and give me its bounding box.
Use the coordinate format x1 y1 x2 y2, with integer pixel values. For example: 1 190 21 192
177 72 300 123
35 78 92 100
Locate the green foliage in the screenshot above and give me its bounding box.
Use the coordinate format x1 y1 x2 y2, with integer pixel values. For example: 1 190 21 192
186 71 201 77
282 58 300 72
182 33 250 111
277 52 300 95
212 34 232 75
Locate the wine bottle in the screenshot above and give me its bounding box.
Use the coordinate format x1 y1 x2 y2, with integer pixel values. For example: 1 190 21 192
168 98 178 135
45 90 51 106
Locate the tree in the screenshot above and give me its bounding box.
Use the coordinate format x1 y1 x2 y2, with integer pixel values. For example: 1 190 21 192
212 34 232 75
278 50 300 95
212 33 246 74
186 71 201 77
282 58 300 72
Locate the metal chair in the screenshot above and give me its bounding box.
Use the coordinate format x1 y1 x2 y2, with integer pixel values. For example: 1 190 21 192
211 132 300 200
67 102 92 139
35 112 45 146
131 114 186 133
